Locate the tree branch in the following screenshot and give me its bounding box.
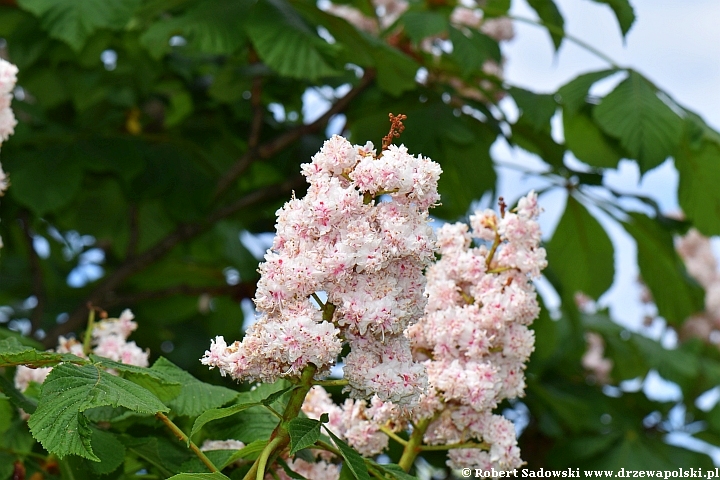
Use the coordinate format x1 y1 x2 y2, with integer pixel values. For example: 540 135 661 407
214 69 376 198
42 175 304 347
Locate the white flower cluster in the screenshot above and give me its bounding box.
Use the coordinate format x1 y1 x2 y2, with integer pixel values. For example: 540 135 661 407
0 58 17 196
202 135 441 406
405 192 546 470
676 229 720 342
297 193 546 474
14 309 149 392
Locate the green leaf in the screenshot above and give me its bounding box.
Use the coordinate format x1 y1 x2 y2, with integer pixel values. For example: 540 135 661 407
0 395 12 434
123 435 192 475
546 196 614 299
622 212 704 324
0 337 84 368
368 462 418 480
0 374 38 414
589 0 635 36
563 107 624 169
150 357 238 417
88 355 182 404
190 402 260 440
292 2 419 95
511 119 565 168
86 428 126 475
5 146 84 216
482 0 511 17
222 439 266 467
246 0 341 81
140 0 250 58
166 473 231 480
448 26 501 77
511 87 557 132
593 71 683 173
557 69 618 115
401 12 447 43
323 428 370 480
288 417 323 455
28 363 168 461
677 137 720 236
526 0 565 50
278 457 309 479
17 0 139 51
261 385 296 406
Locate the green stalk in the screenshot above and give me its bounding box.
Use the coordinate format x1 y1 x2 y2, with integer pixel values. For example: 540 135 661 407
156 412 219 473
82 308 96 356
242 364 318 480
397 417 431 472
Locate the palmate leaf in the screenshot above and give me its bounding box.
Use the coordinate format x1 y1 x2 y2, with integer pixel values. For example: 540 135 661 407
545 196 614 299
291 0 419 95
288 417 323 455
510 87 557 132
139 0 250 58
28 363 168 461
246 0 342 81
17 0 140 51
563 107 624 169
622 212 703 324
557 69 619 115
526 0 565 50
0 337 84 368
588 0 635 36
149 357 238 417
189 401 259 440
323 428 370 480
676 135 720 236
448 26 501 78
593 71 683 173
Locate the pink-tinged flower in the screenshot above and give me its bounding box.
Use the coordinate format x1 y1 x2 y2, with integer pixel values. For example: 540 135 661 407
204 134 439 406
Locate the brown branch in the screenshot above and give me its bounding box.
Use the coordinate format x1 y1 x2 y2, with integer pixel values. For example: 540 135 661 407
42 175 304 347
19 210 45 334
214 69 376 198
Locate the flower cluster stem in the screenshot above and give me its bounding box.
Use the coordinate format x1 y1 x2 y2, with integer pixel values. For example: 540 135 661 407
82 308 96 356
397 417 431 472
243 364 318 480
155 412 218 473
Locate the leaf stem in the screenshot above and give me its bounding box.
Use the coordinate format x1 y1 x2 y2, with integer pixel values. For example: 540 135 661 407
379 425 407 446
155 412 219 473
419 440 489 451
257 436 283 480
398 417 431 472
242 365 318 480
313 378 348 387
82 308 96 356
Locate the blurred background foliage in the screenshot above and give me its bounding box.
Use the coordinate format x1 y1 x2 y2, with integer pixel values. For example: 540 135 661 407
1 0 720 471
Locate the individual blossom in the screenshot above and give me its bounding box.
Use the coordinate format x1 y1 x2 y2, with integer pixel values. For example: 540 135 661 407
202 129 441 406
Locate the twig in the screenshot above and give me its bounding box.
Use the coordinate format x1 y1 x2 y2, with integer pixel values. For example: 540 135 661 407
214 69 376 198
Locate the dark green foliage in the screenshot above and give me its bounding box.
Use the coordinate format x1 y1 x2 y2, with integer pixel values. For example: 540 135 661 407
0 0 719 474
